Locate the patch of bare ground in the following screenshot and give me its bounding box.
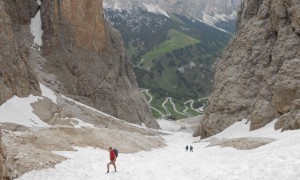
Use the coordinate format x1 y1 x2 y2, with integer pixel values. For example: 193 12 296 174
206 137 276 150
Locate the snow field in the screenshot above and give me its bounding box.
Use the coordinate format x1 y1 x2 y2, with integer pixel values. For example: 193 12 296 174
1 84 299 180
17 120 300 180
157 119 181 132
0 84 56 128
0 95 49 127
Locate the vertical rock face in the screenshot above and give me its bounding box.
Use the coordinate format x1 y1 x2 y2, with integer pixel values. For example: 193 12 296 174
0 133 10 180
195 0 300 138
0 0 40 105
0 1 40 177
40 0 158 128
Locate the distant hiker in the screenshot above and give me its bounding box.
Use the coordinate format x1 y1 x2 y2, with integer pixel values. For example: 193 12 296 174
107 147 117 173
185 145 189 151
190 145 193 152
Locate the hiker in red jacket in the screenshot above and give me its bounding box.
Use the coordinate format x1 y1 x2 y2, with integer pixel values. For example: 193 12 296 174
107 147 117 173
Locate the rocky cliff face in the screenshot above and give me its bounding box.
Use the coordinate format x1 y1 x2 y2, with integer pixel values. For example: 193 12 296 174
39 0 158 128
0 133 10 180
0 1 42 178
0 0 40 105
195 0 300 138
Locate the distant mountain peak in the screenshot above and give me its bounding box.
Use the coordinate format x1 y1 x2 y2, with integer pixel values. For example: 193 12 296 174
103 0 241 25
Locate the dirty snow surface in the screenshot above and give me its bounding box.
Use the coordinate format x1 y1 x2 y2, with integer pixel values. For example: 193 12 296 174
17 119 300 180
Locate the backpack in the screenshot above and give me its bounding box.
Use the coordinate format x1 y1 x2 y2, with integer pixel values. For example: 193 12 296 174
113 149 118 157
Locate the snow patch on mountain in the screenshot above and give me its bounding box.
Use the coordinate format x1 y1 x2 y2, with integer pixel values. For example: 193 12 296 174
0 84 59 128
113 1 122 11
203 10 237 25
103 1 123 12
143 3 169 18
103 0 241 26
0 95 49 128
195 17 229 34
30 0 43 49
40 83 57 103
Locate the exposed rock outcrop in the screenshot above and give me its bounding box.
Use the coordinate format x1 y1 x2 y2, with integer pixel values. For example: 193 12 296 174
0 133 10 180
195 0 300 138
207 137 276 150
0 0 40 105
4 0 39 27
39 0 158 128
0 1 42 177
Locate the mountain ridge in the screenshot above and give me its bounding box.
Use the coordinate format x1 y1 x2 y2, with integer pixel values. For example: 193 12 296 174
104 0 241 30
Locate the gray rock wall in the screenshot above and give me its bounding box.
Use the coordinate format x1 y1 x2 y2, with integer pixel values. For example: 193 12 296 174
0 0 40 105
0 132 10 180
195 0 300 138
0 1 41 177
39 0 158 128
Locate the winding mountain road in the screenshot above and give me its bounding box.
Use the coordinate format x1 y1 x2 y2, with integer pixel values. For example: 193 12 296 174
184 100 200 113
134 59 144 68
162 97 190 117
162 98 172 117
141 89 206 119
168 98 190 117
142 89 166 117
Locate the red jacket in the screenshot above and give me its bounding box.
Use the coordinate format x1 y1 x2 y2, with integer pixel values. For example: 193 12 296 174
110 150 116 161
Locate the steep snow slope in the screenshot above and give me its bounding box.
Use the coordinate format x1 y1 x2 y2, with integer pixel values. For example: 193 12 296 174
0 84 57 128
0 95 49 128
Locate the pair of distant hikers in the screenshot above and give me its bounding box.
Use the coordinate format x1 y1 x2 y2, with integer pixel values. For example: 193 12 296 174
107 147 118 173
185 145 193 152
